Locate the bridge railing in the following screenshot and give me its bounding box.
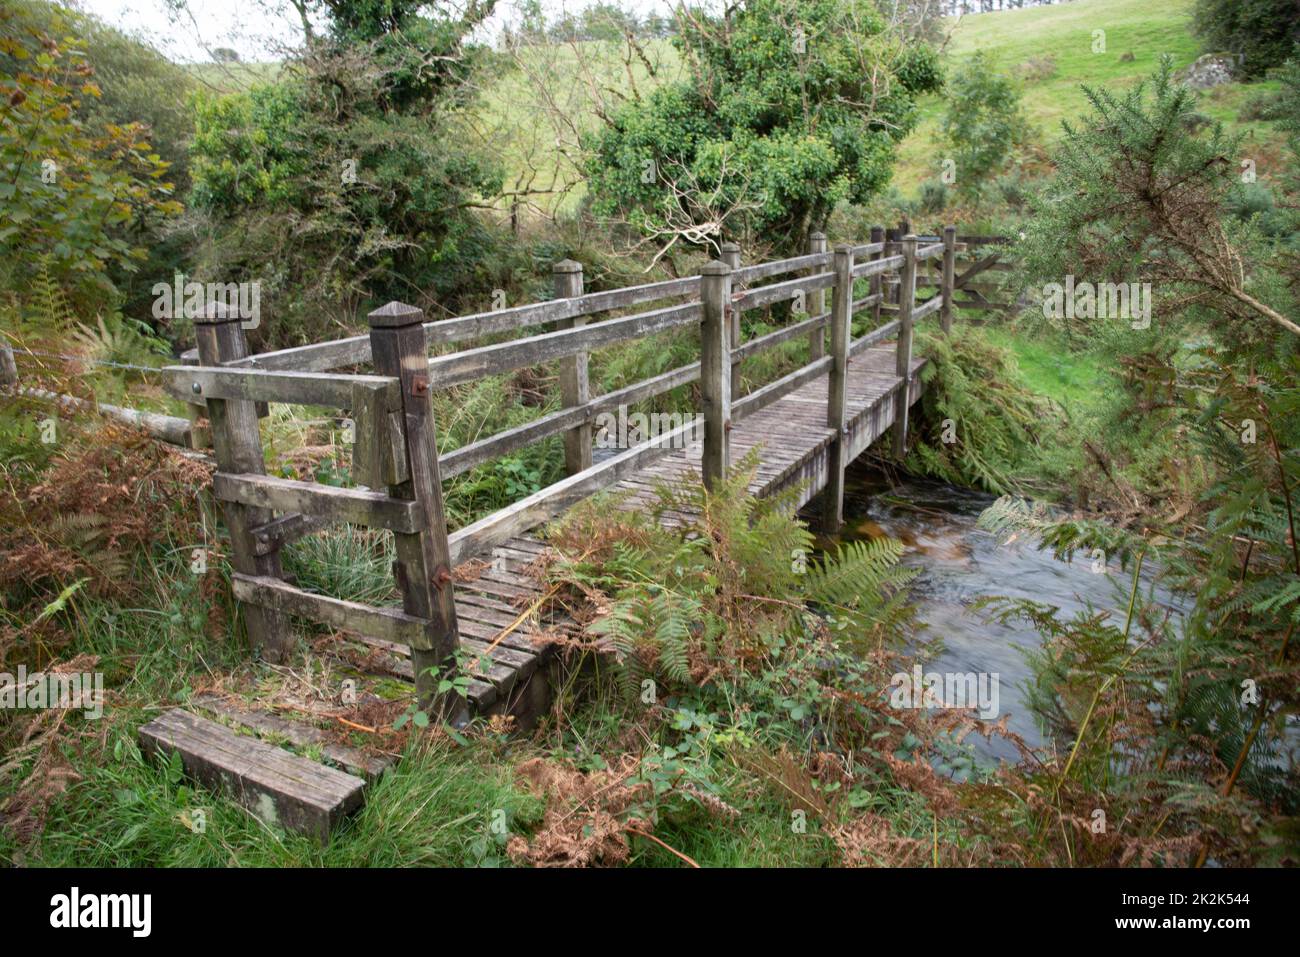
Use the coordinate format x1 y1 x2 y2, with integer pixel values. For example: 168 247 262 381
161 221 1004 716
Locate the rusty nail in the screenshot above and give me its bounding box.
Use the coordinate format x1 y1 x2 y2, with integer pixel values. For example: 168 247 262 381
432 566 452 589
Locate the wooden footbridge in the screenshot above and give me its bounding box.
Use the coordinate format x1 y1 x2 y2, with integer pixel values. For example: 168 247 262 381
133 223 1010 836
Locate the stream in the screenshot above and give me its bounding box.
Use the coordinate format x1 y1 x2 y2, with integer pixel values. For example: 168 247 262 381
827 460 1190 766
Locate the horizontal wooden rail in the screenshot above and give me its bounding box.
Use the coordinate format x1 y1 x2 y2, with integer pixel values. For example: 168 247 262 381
232 573 431 647
912 294 944 321
732 271 836 312
849 319 901 357
427 301 701 389
733 251 830 284
446 419 698 566
15 386 194 447
852 254 905 279
213 472 421 532
440 360 701 479
733 353 833 422
163 366 400 409
916 243 945 261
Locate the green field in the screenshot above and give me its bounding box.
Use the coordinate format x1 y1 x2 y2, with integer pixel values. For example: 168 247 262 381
892 0 1284 192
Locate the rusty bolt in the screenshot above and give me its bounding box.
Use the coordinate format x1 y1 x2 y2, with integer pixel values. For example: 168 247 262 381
432 566 453 589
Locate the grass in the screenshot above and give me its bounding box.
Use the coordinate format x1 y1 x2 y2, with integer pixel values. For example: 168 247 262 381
894 0 1286 193
979 324 1116 421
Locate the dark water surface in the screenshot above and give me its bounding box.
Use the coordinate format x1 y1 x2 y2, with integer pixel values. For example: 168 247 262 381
826 460 1189 765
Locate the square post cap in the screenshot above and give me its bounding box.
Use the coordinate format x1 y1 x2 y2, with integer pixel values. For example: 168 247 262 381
368 301 425 328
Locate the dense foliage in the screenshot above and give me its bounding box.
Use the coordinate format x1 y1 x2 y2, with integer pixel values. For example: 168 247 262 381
583 0 941 258
940 50 1028 196
1193 0 1300 78
185 0 506 347
0 2 182 308
990 59 1300 864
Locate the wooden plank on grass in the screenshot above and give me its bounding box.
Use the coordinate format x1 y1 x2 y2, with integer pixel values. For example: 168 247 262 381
138 709 365 841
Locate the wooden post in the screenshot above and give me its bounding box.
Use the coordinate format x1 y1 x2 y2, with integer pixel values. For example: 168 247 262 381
885 227 901 309
868 225 884 326
367 302 465 724
940 225 957 335
823 244 854 532
554 260 591 475
194 302 293 663
893 235 918 459
0 343 16 395
807 231 828 360
721 242 742 401
700 260 732 489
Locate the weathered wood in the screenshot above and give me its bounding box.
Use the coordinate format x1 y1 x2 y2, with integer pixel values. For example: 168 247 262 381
941 224 957 336
213 472 421 532
807 232 828 361
893 235 918 459
555 259 592 475
722 242 743 401
196 304 293 663
16 387 193 447
851 253 904 279
446 418 697 566
426 301 700 389
823 244 853 531
190 693 392 780
700 259 731 489
956 252 1003 287
350 380 387 489
248 512 330 556
232 572 430 647
869 225 884 327
221 275 704 373
0 343 16 394
912 294 944 321
368 302 463 723
731 310 829 363
163 366 399 410
733 354 833 422
138 708 365 841
439 360 701 479
731 270 836 311
732 251 831 284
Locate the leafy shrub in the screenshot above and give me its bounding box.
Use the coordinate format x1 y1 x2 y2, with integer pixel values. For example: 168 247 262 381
1193 0 1300 78
940 51 1029 197
583 0 941 257
0 3 181 309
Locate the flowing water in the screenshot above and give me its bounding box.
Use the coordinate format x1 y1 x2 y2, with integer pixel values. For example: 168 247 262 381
828 460 1190 765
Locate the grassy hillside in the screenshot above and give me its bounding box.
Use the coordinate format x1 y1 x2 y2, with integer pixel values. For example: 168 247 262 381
895 0 1283 192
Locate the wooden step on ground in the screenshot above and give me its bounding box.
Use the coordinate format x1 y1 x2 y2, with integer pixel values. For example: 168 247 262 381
139 708 366 841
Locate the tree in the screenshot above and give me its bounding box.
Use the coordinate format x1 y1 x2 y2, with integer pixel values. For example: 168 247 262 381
1193 0 1300 79
582 0 941 261
185 0 504 346
940 50 1028 196
1019 57 1297 338
0 2 181 306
